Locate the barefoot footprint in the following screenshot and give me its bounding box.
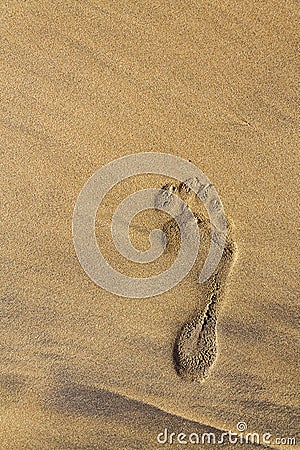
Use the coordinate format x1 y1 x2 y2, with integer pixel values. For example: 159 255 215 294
156 178 237 382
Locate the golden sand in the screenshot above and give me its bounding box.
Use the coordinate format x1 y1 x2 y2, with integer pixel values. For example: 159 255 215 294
1 1 299 449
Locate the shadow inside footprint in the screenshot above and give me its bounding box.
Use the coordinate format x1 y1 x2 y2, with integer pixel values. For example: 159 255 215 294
157 179 237 382
173 241 236 382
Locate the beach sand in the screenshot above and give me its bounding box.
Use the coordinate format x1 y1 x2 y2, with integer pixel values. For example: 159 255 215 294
1 1 299 449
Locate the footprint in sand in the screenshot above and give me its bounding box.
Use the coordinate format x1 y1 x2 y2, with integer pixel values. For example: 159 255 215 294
156 179 237 382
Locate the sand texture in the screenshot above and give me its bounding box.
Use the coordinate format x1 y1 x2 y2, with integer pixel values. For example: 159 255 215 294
1 1 299 449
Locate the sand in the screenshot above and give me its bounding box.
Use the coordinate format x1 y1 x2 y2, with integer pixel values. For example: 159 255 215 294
1 1 299 449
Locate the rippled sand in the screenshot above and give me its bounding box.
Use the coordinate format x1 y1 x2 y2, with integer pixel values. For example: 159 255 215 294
1 1 299 449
